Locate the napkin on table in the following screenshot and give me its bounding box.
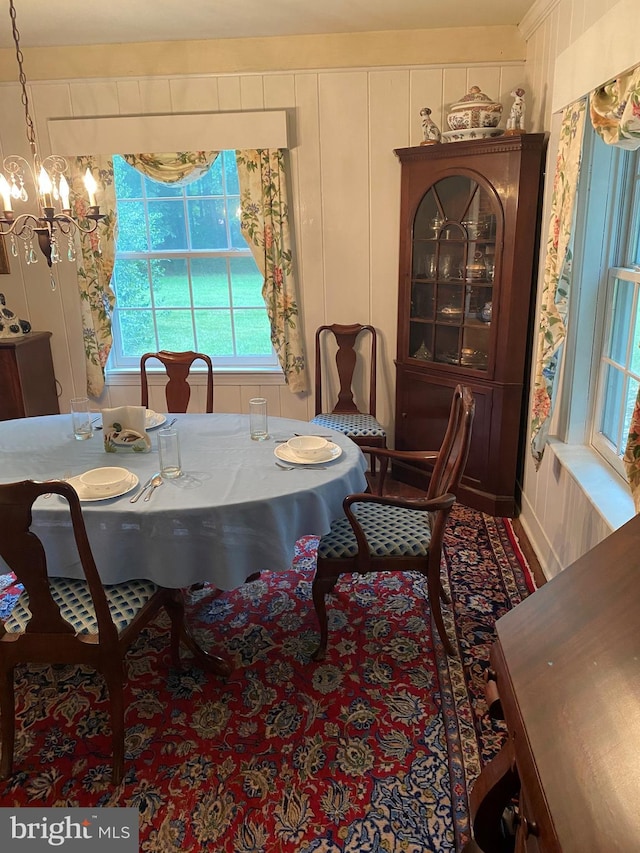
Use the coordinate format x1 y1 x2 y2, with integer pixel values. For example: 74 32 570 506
101 405 151 453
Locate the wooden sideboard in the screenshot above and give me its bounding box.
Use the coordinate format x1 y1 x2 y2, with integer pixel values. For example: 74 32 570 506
0 332 59 421
466 512 640 852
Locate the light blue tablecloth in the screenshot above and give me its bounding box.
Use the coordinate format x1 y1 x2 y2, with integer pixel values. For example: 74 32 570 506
0 413 368 588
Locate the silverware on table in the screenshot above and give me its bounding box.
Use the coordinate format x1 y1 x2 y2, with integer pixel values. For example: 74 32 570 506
144 473 164 501
129 474 156 503
275 461 328 471
293 433 333 438
167 417 178 427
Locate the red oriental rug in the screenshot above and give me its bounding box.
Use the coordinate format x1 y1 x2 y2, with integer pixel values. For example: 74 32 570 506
0 504 535 851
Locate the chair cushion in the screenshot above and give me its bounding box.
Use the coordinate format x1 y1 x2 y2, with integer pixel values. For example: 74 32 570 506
3 578 160 635
318 503 433 559
311 413 386 438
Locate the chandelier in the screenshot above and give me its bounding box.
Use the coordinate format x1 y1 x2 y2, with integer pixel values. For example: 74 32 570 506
0 0 104 283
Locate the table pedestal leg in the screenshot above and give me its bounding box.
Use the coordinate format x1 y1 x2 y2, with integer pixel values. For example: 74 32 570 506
180 624 232 678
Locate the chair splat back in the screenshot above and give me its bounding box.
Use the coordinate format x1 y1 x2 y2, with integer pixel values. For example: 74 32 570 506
427 385 474 500
312 324 386 469
314 323 377 417
140 350 214 413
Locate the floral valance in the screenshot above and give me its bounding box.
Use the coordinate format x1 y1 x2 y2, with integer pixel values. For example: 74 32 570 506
590 64 640 150
122 151 219 185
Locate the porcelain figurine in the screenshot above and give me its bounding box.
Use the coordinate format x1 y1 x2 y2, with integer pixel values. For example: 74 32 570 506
505 88 526 135
0 292 30 338
420 107 441 145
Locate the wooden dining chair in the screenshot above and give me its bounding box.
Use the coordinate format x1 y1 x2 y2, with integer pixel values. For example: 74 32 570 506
0 479 185 785
140 350 214 413
311 324 386 465
311 384 475 660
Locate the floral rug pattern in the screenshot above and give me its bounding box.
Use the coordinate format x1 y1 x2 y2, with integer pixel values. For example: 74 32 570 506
0 505 534 851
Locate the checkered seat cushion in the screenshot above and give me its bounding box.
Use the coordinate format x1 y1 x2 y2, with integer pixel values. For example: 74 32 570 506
318 502 433 559
3 577 160 635
311 413 386 438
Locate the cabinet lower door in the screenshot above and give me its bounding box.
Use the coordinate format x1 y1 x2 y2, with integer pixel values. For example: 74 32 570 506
395 368 523 516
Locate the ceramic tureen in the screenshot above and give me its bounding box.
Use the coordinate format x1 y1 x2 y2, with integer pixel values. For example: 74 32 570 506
447 86 503 130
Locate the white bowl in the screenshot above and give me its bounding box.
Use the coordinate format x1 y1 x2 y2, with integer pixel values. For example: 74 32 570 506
79 466 131 495
286 435 329 460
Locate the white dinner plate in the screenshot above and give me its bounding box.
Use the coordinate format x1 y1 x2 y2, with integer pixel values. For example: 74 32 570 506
145 410 167 430
64 471 139 502
274 441 342 465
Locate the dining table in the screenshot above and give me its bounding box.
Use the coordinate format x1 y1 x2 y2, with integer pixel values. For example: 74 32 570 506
0 411 369 675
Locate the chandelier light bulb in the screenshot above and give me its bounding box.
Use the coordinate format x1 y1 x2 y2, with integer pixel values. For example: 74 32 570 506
84 169 98 207
0 175 12 212
38 167 53 207
59 175 71 210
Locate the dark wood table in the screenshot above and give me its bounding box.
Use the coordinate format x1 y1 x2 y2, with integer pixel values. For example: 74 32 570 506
465 512 640 852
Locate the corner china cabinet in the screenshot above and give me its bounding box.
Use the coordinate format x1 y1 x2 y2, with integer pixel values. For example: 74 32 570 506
394 134 547 516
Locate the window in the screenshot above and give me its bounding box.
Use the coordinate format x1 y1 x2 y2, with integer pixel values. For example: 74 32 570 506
108 151 277 370
590 147 640 475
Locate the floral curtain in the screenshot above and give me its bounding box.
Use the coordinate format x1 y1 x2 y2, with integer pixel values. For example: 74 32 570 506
235 149 307 393
70 155 117 399
590 63 640 508
530 99 587 467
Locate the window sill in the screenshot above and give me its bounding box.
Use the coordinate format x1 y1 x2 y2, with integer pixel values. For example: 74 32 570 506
548 438 635 531
106 368 285 387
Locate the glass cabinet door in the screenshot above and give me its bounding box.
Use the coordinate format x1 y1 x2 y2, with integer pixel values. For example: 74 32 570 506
408 176 497 370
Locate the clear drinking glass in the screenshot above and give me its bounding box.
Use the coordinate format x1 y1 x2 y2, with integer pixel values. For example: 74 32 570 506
249 397 269 441
158 428 182 478
70 396 93 440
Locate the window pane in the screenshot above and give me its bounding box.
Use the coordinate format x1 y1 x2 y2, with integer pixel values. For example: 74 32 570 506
113 259 151 307
156 309 195 350
632 298 640 376
599 363 624 445
116 201 148 251
223 151 240 195
230 257 264 306
148 200 187 250
188 198 228 249
186 158 223 196
118 310 156 357
145 179 182 199
608 278 633 365
113 157 143 199
151 258 190 307
227 196 245 248
194 309 233 355
191 258 230 307
234 309 273 355
623 377 639 447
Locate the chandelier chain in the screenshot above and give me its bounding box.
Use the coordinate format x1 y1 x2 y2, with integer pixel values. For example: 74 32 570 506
9 0 38 162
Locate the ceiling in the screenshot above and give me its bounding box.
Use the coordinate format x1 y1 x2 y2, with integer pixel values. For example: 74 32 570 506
1 0 536 50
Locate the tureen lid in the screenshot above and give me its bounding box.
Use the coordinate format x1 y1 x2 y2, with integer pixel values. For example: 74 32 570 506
450 86 501 111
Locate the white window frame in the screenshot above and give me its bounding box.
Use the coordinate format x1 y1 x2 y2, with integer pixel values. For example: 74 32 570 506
561 126 640 478
107 151 280 374
591 267 640 476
